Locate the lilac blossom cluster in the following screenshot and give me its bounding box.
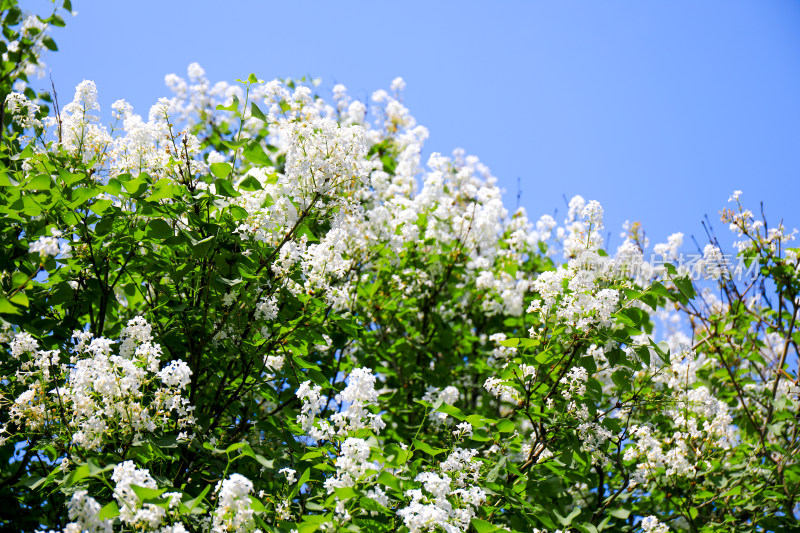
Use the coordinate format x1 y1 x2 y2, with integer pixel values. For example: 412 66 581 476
1 317 195 449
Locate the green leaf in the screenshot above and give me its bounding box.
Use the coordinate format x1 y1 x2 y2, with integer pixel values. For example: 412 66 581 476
122 175 149 197
214 179 241 198
210 162 232 179
238 443 274 469
0 172 14 186
181 484 210 513
539 475 563 496
722 485 742 497
226 442 246 454
145 180 176 202
89 199 113 215
101 178 122 196
85 459 113 476
300 450 325 461
535 349 556 364
377 471 401 491
609 507 630 519
633 344 651 366
9 291 28 308
623 288 642 300
436 403 466 421
518 338 541 348
499 338 520 348
359 495 390 513
297 521 322 533
229 205 248 220
23 174 51 190
49 13 66 27
216 276 243 287
95 216 114 236
412 439 446 457
146 219 173 239
648 280 672 298
98 501 119 520
251 102 267 121
611 369 632 391
619 307 649 329
334 486 357 499
290 468 311 499
63 464 91 486
152 436 180 449
68 187 99 208
652 340 671 365
249 495 266 512
222 139 247 149
556 507 581 526
486 456 505 482
471 519 501 533
243 141 270 165
131 484 167 502
296 223 316 242
0 296 21 315
58 168 83 186
238 176 262 191
466 414 490 428
18 475 47 490
11 272 29 288
192 235 216 258
216 95 240 112
495 418 515 433
13 144 35 160
673 277 695 300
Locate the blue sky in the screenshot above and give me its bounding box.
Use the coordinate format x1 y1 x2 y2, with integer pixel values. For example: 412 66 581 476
29 0 800 253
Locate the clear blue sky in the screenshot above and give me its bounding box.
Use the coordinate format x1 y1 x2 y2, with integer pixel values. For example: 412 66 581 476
28 0 800 252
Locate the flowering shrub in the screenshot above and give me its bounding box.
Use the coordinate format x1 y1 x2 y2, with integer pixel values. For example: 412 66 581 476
1 3 799 532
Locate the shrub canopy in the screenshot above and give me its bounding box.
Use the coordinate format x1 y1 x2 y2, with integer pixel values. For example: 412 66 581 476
1 3 799 532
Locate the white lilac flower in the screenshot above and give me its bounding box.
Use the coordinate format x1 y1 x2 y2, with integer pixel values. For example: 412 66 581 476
328 368 385 435
65 490 112 533
279 467 297 484
453 421 473 440
5 92 42 129
265 354 284 372
397 467 486 533
157 360 192 389
2 318 196 449
422 385 461 425
29 229 70 259
111 461 166 528
213 474 256 531
641 515 670 533
323 437 374 493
